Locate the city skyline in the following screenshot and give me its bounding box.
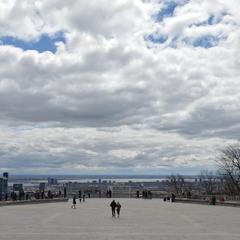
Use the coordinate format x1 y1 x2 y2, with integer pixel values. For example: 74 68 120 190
0 0 239 174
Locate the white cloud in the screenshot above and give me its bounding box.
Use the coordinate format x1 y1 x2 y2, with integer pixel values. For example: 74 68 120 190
0 0 240 173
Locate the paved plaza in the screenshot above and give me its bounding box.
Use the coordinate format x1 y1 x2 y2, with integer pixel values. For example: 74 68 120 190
0 198 240 240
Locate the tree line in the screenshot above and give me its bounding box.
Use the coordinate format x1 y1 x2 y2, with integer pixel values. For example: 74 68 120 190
168 144 240 196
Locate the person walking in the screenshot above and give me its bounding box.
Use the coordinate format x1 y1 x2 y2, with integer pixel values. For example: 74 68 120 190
71 195 77 209
79 191 82 203
110 200 117 217
116 202 121 218
171 193 176 202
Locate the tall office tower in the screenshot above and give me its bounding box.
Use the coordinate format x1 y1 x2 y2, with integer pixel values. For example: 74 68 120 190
3 172 8 179
0 178 3 199
2 172 8 194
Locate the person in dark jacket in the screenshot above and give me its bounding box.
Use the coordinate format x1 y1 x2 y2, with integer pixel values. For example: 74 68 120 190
71 195 76 209
110 200 117 217
116 202 121 218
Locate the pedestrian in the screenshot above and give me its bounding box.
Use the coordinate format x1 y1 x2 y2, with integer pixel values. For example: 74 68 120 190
71 195 76 209
83 194 85 202
171 193 176 202
116 202 121 218
110 200 117 217
79 191 82 203
136 190 140 198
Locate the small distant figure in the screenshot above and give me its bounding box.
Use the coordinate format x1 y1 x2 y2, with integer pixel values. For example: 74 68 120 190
136 190 140 198
171 193 176 202
71 196 77 209
64 188 67 198
116 202 121 218
79 191 82 203
187 191 191 199
163 196 167 202
110 200 117 217
142 190 148 199
83 194 85 202
88 193 91 198
211 195 216 205
220 196 225 204
108 190 112 198
41 191 45 199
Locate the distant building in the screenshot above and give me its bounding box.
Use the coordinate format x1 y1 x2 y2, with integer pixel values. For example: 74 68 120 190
48 177 58 185
13 184 23 192
0 172 9 198
0 178 3 198
3 172 8 179
3 172 8 194
39 182 46 192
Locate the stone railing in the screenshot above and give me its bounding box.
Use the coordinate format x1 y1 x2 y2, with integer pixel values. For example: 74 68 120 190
175 197 240 207
0 198 69 207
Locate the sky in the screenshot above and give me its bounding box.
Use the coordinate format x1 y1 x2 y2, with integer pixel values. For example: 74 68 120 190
0 0 240 175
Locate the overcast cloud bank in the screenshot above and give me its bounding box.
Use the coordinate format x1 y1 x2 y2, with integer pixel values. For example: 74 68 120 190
0 0 239 174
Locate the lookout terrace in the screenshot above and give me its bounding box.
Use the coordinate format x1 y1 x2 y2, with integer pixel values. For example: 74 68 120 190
0 198 240 240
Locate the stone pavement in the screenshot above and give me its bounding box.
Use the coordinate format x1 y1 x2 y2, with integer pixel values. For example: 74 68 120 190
0 198 240 240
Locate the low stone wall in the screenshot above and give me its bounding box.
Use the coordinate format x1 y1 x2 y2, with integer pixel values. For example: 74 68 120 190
175 198 240 207
175 198 209 205
0 198 69 207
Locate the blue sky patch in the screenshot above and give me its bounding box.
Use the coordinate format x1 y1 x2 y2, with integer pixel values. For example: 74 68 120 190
154 0 189 22
145 34 168 44
183 36 221 48
0 32 65 53
193 36 219 48
155 1 178 22
193 12 229 27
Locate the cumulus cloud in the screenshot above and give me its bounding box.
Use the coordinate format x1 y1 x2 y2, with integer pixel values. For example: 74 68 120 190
0 0 239 174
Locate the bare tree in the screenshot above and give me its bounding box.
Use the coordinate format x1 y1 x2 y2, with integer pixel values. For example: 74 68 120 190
168 174 185 195
217 144 240 195
198 169 215 195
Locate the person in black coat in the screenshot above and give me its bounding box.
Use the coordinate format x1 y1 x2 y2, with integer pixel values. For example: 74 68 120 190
71 195 77 209
116 202 121 217
110 200 117 217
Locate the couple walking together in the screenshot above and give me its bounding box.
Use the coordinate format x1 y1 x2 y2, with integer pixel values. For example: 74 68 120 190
110 200 121 217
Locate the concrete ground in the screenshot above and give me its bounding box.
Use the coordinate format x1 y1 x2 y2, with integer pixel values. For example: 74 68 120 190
0 198 240 240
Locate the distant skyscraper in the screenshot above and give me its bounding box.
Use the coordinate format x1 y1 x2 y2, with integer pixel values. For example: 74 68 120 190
0 172 9 195
3 172 8 194
0 178 3 199
3 172 8 179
